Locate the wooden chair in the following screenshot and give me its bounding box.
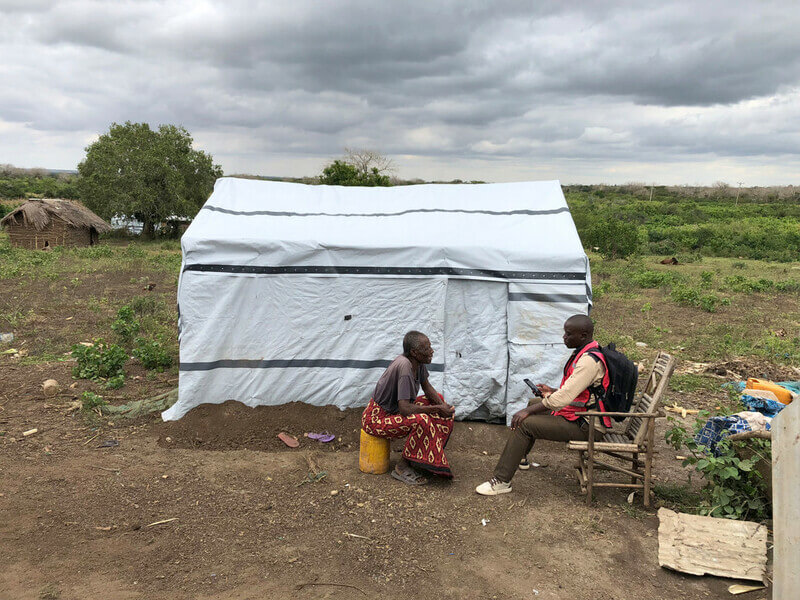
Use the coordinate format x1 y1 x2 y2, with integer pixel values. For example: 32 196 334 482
567 351 676 506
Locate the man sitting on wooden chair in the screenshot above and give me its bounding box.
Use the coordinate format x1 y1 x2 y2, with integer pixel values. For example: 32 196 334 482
476 314 612 496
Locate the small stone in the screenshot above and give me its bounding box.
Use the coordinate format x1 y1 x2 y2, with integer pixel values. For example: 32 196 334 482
635 342 648 348
42 379 60 397
330 489 339 496
165 437 172 443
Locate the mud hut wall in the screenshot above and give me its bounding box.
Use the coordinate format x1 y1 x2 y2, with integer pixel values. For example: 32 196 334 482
6 218 94 249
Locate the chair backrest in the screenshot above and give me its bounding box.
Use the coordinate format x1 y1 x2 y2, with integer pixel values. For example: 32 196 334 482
624 351 676 444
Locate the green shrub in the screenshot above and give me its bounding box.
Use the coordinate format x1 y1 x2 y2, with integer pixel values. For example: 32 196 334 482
666 414 770 520
81 391 107 412
71 340 128 381
732 261 747 269
723 275 774 293
699 271 714 287
592 281 611 299
110 305 140 345
583 218 641 259
631 270 678 288
775 280 800 293
133 336 173 371
670 284 723 312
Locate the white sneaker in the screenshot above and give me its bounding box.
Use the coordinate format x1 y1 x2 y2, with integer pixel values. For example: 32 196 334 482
475 477 512 496
519 457 530 471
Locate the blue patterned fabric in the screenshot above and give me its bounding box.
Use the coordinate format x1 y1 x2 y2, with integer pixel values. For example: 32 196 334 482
694 416 752 455
740 395 786 418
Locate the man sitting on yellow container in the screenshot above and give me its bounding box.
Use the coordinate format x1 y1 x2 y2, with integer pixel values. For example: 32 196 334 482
361 331 456 485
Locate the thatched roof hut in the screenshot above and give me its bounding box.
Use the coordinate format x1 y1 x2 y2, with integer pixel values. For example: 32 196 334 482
0 198 111 249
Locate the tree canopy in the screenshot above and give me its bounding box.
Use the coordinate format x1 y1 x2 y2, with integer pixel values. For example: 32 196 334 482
77 122 222 236
319 148 394 186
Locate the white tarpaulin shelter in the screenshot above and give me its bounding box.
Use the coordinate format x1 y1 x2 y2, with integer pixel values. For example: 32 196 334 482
162 177 592 423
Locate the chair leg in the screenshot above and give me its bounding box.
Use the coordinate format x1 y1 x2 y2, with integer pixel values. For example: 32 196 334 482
631 452 639 485
644 420 655 507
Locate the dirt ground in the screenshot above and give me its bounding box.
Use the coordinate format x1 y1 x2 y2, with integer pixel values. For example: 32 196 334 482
0 361 772 600
1 244 784 599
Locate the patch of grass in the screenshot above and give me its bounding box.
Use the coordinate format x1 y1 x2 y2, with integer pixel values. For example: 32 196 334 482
129 295 161 316
669 374 721 393
38 584 61 600
653 483 702 512
620 503 646 520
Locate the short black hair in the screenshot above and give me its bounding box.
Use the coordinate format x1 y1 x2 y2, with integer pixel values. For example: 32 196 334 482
565 314 594 336
403 330 428 356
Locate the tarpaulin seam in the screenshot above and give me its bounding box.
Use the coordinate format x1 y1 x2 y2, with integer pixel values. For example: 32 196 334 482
507 292 588 303
180 358 446 372
201 205 571 218
182 264 586 281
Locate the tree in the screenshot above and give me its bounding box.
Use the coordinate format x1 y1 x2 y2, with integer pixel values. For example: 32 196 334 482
319 148 393 186
77 122 223 237
343 148 395 178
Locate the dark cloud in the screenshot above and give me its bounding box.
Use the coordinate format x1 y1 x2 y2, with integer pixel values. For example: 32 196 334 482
0 0 799 183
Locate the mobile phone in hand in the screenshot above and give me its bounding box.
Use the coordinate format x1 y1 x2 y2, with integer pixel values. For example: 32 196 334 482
524 378 542 397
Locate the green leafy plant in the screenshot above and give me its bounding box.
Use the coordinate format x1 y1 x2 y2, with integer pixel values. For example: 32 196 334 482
110 305 140 345
133 336 173 371
631 269 678 288
104 373 125 390
81 391 107 412
71 340 128 381
665 414 770 520
670 284 724 312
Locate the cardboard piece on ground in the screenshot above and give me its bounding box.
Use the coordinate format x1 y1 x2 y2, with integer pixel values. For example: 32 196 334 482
657 508 767 582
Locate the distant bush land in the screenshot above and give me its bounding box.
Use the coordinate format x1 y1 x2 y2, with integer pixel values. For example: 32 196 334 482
0 165 79 200
565 184 800 262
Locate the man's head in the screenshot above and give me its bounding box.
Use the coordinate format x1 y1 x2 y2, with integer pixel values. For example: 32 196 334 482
562 314 594 349
403 330 434 364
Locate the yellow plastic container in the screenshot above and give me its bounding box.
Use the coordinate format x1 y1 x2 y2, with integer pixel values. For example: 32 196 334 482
359 429 390 474
746 378 792 404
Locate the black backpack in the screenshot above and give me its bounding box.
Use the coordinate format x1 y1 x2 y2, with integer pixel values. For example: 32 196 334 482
587 343 639 422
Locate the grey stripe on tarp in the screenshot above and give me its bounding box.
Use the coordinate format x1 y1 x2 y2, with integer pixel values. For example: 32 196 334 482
202 204 571 219
183 264 586 281
180 358 445 372
507 292 588 303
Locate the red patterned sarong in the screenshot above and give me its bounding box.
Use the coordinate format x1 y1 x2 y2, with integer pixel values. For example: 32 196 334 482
361 395 454 478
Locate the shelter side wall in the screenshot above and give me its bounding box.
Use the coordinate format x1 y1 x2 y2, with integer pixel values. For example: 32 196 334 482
166 272 447 420
442 279 508 420
504 280 592 425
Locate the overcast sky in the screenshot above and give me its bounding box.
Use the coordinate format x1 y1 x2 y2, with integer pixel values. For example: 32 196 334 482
1 0 799 184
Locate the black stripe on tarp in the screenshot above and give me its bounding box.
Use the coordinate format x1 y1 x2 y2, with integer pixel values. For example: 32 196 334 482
507 292 588 303
202 204 571 219
180 358 445 373
183 264 586 281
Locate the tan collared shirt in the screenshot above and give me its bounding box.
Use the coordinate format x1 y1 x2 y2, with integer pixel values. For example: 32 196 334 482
541 354 605 410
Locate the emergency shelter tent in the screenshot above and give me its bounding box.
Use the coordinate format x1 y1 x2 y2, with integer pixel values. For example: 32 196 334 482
162 177 592 424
